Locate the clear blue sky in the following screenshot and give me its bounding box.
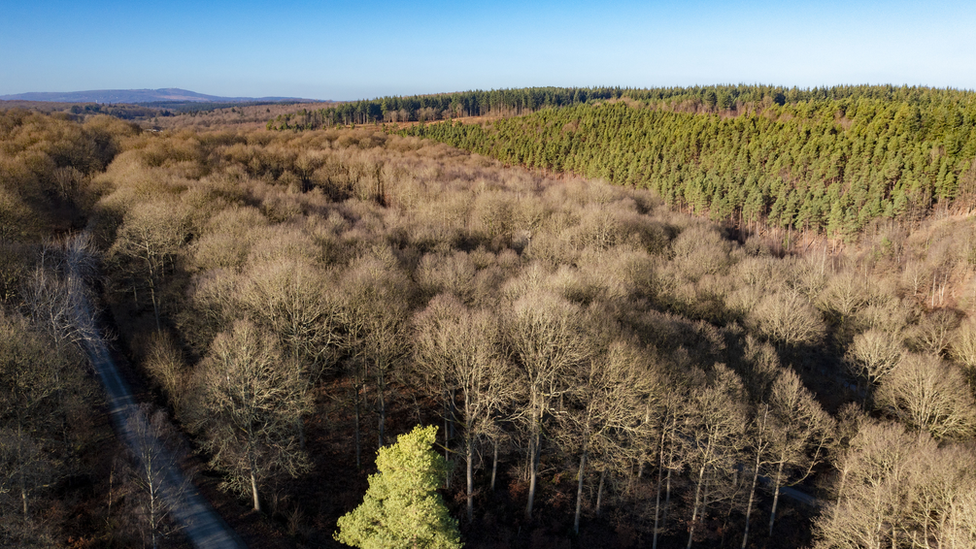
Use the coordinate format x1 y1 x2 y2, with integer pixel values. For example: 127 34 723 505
2 0 974 100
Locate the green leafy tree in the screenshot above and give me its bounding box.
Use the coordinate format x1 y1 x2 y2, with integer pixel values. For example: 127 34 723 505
335 425 462 549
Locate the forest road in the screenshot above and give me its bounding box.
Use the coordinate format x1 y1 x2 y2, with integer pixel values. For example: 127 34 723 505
779 485 820 507
69 238 247 549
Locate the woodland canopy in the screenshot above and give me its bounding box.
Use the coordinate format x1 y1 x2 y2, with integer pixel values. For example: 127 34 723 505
2 97 976 548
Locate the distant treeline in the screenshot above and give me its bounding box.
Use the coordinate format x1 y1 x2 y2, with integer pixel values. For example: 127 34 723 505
18 100 320 122
394 85 976 237
268 84 974 129
144 100 314 114
267 86 631 129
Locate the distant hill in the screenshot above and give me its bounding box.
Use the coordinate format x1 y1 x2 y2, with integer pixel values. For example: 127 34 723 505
0 88 317 104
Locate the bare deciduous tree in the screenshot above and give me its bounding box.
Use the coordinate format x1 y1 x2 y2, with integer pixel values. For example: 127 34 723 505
414 293 516 522
682 364 747 549
237 258 339 375
815 419 976 549
950 317 976 371
875 353 976 439
338 248 413 450
235 258 343 447
144 332 189 414
23 235 99 350
560 339 660 534
750 290 825 349
763 368 833 538
109 200 189 331
909 309 958 357
845 328 904 398
195 320 312 512
815 419 916 549
0 311 92 519
506 289 591 520
124 405 188 549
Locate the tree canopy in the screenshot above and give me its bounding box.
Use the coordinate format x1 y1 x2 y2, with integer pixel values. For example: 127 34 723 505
390 85 976 237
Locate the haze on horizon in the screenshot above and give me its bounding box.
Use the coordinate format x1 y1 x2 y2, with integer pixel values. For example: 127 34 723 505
2 0 974 101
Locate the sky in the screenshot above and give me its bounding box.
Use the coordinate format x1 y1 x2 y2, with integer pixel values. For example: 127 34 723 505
2 0 974 101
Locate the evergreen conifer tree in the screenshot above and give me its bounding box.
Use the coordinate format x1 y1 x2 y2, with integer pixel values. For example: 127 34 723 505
335 425 462 549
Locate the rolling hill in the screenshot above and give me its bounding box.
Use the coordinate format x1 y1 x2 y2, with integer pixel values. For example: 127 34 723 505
0 87 315 104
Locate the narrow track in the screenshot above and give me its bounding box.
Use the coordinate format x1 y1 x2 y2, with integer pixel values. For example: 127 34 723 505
68 236 246 549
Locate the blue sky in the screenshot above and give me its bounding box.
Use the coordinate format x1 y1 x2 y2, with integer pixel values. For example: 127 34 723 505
2 0 974 100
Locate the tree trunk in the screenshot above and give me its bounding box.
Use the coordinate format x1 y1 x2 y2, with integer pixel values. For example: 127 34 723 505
525 404 540 520
768 461 785 537
448 388 456 441
661 424 677 540
354 385 362 470
466 433 474 523
108 462 115 518
525 428 539 520
663 460 673 531
17 424 28 517
295 415 305 451
377 368 385 449
491 440 499 492
148 276 161 332
443 391 451 490
688 464 707 549
742 453 761 549
149 466 159 549
251 470 261 513
574 448 587 534
653 428 667 549
596 468 607 517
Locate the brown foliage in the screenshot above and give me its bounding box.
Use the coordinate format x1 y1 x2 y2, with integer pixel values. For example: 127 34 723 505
15 110 976 547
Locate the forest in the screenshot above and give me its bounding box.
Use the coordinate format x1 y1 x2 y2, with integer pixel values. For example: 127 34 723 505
2 94 976 549
391 86 976 238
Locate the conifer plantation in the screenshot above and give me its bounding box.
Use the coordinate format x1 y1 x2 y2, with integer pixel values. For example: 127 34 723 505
2 86 976 548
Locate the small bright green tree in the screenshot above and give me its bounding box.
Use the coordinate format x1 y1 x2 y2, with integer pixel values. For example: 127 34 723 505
335 425 462 549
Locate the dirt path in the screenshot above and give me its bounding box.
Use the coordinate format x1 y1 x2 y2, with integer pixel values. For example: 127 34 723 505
67 235 247 549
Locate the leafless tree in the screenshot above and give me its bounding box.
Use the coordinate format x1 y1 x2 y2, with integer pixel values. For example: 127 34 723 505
235 258 343 447
815 419 913 549
506 289 592 520
875 353 976 439
909 309 958 357
845 328 904 399
0 426 54 519
559 339 660 534
949 317 976 372
762 368 833 538
109 200 189 331
906 443 976 549
413 293 517 522
0 311 92 519
124 404 188 549
814 419 976 549
23 234 99 350
749 289 826 349
144 332 189 414
681 364 747 549
649 383 688 549
195 320 312 512
337 248 413 450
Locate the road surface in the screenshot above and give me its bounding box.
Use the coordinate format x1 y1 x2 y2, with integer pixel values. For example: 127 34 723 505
68 235 246 549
